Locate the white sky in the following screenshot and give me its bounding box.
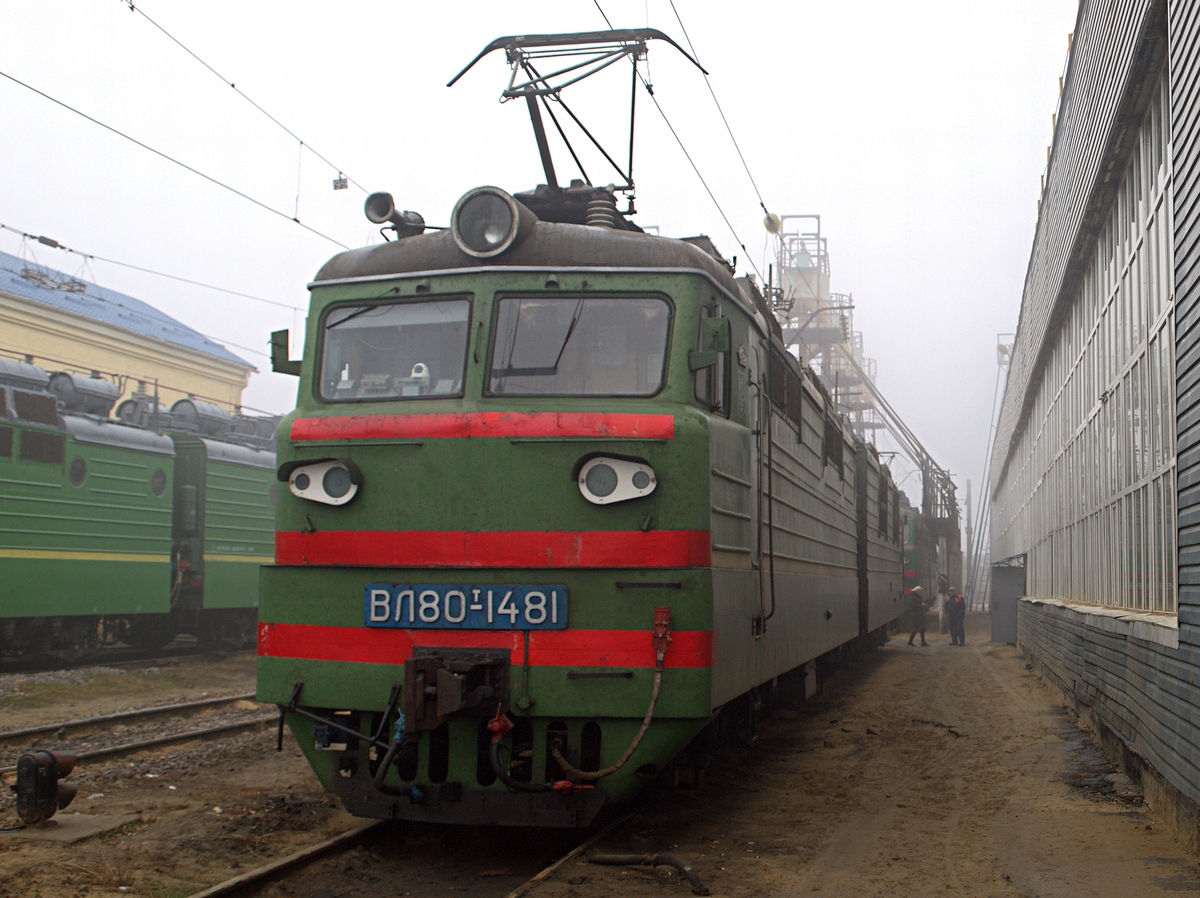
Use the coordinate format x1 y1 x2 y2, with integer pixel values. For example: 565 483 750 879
0 0 1079 512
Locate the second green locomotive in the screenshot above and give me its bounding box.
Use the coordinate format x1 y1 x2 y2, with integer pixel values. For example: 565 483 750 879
0 360 276 656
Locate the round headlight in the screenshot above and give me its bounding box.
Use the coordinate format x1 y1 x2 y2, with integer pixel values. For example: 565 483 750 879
322 465 353 499
584 463 619 498
451 187 537 258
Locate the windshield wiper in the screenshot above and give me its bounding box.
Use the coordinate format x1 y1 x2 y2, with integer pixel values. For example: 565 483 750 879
327 306 374 328
549 299 586 373
327 287 403 329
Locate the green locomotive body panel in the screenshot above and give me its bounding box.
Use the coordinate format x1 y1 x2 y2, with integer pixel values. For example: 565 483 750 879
170 435 275 611
0 417 174 617
195 440 275 610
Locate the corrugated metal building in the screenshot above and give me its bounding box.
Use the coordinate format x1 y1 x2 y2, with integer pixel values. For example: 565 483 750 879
990 0 1200 847
0 249 253 409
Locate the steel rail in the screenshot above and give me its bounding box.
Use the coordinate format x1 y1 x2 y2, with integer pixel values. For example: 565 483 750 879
0 692 258 742
503 811 634 898
175 810 632 898
0 713 276 778
0 643 253 676
181 822 383 898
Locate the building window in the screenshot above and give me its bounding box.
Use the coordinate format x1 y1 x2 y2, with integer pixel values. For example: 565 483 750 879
992 69 1175 613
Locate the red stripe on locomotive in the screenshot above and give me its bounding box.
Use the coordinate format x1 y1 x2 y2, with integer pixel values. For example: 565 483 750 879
257 621 713 668
274 529 712 568
289 412 676 441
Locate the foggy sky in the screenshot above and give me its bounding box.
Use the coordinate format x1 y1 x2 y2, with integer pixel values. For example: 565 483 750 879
0 1 1078 511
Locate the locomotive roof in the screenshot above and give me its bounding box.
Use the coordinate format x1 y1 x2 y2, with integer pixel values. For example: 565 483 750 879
171 432 276 468
64 414 175 456
312 223 755 314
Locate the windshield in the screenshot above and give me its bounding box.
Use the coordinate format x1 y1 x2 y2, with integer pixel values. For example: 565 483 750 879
488 296 670 396
318 298 471 401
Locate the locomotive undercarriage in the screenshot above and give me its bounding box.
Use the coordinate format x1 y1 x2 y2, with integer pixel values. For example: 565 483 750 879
287 625 891 825
284 651 708 829
0 607 257 659
288 709 707 827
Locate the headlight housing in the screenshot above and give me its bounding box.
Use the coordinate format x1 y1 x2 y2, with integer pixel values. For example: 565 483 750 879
451 186 537 258
578 457 657 505
286 459 360 506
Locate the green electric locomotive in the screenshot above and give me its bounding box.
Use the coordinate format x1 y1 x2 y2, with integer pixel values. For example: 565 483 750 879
257 179 905 827
0 360 275 657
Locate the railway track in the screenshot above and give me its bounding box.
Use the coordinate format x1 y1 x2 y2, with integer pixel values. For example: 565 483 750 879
178 811 657 898
0 691 275 781
0 640 253 675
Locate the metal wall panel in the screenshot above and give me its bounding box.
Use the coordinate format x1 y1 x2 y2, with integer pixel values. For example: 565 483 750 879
1020 601 1200 809
1174 0 1200 628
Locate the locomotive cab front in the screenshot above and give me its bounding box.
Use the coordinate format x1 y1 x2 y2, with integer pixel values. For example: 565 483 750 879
257 185 758 826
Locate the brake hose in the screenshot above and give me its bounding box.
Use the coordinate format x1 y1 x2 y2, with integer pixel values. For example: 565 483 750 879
548 606 672 781
549 660 663 780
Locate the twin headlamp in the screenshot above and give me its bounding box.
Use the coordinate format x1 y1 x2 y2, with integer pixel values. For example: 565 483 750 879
578 457 657 506
280 459 361 506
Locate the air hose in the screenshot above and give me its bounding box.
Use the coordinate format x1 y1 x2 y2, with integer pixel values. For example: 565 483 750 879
487 608 672 789
549 661 663 780
487 740 587 794
588 854 709 895
372 712 423 801
548 606 672 782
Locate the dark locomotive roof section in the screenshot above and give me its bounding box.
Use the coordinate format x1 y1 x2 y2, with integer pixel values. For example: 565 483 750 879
313 221 759 320
0 358 277 453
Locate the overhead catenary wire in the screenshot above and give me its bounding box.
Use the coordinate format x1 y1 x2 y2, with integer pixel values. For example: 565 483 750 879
592 0 764 281
119 0 368 195
667 0 772 219
0 223 307 314
0 68 348 250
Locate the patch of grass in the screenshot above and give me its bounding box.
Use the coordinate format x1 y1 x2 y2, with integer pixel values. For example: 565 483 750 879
64 855 134 890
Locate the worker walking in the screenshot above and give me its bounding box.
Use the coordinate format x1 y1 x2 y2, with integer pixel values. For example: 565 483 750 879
907 585 928 646
945 590 967 645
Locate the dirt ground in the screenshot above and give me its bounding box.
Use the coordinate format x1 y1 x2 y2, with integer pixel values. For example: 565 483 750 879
537 613 1200 898
0 653 359 898
0 653 261 730
3 620 1200 897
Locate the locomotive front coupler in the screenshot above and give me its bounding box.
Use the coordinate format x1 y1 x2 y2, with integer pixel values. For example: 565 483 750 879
365 649 512 798
401 648 510 731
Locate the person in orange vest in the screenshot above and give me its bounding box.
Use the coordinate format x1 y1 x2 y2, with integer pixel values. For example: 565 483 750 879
907 585 928 646
945 589 966 645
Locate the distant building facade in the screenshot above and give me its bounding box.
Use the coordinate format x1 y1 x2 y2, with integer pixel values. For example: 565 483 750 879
991 0 1200 848
0 249 253 409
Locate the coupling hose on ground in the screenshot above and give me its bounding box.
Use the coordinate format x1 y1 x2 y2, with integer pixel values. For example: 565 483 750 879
589 853 709 895
549 660 664 781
